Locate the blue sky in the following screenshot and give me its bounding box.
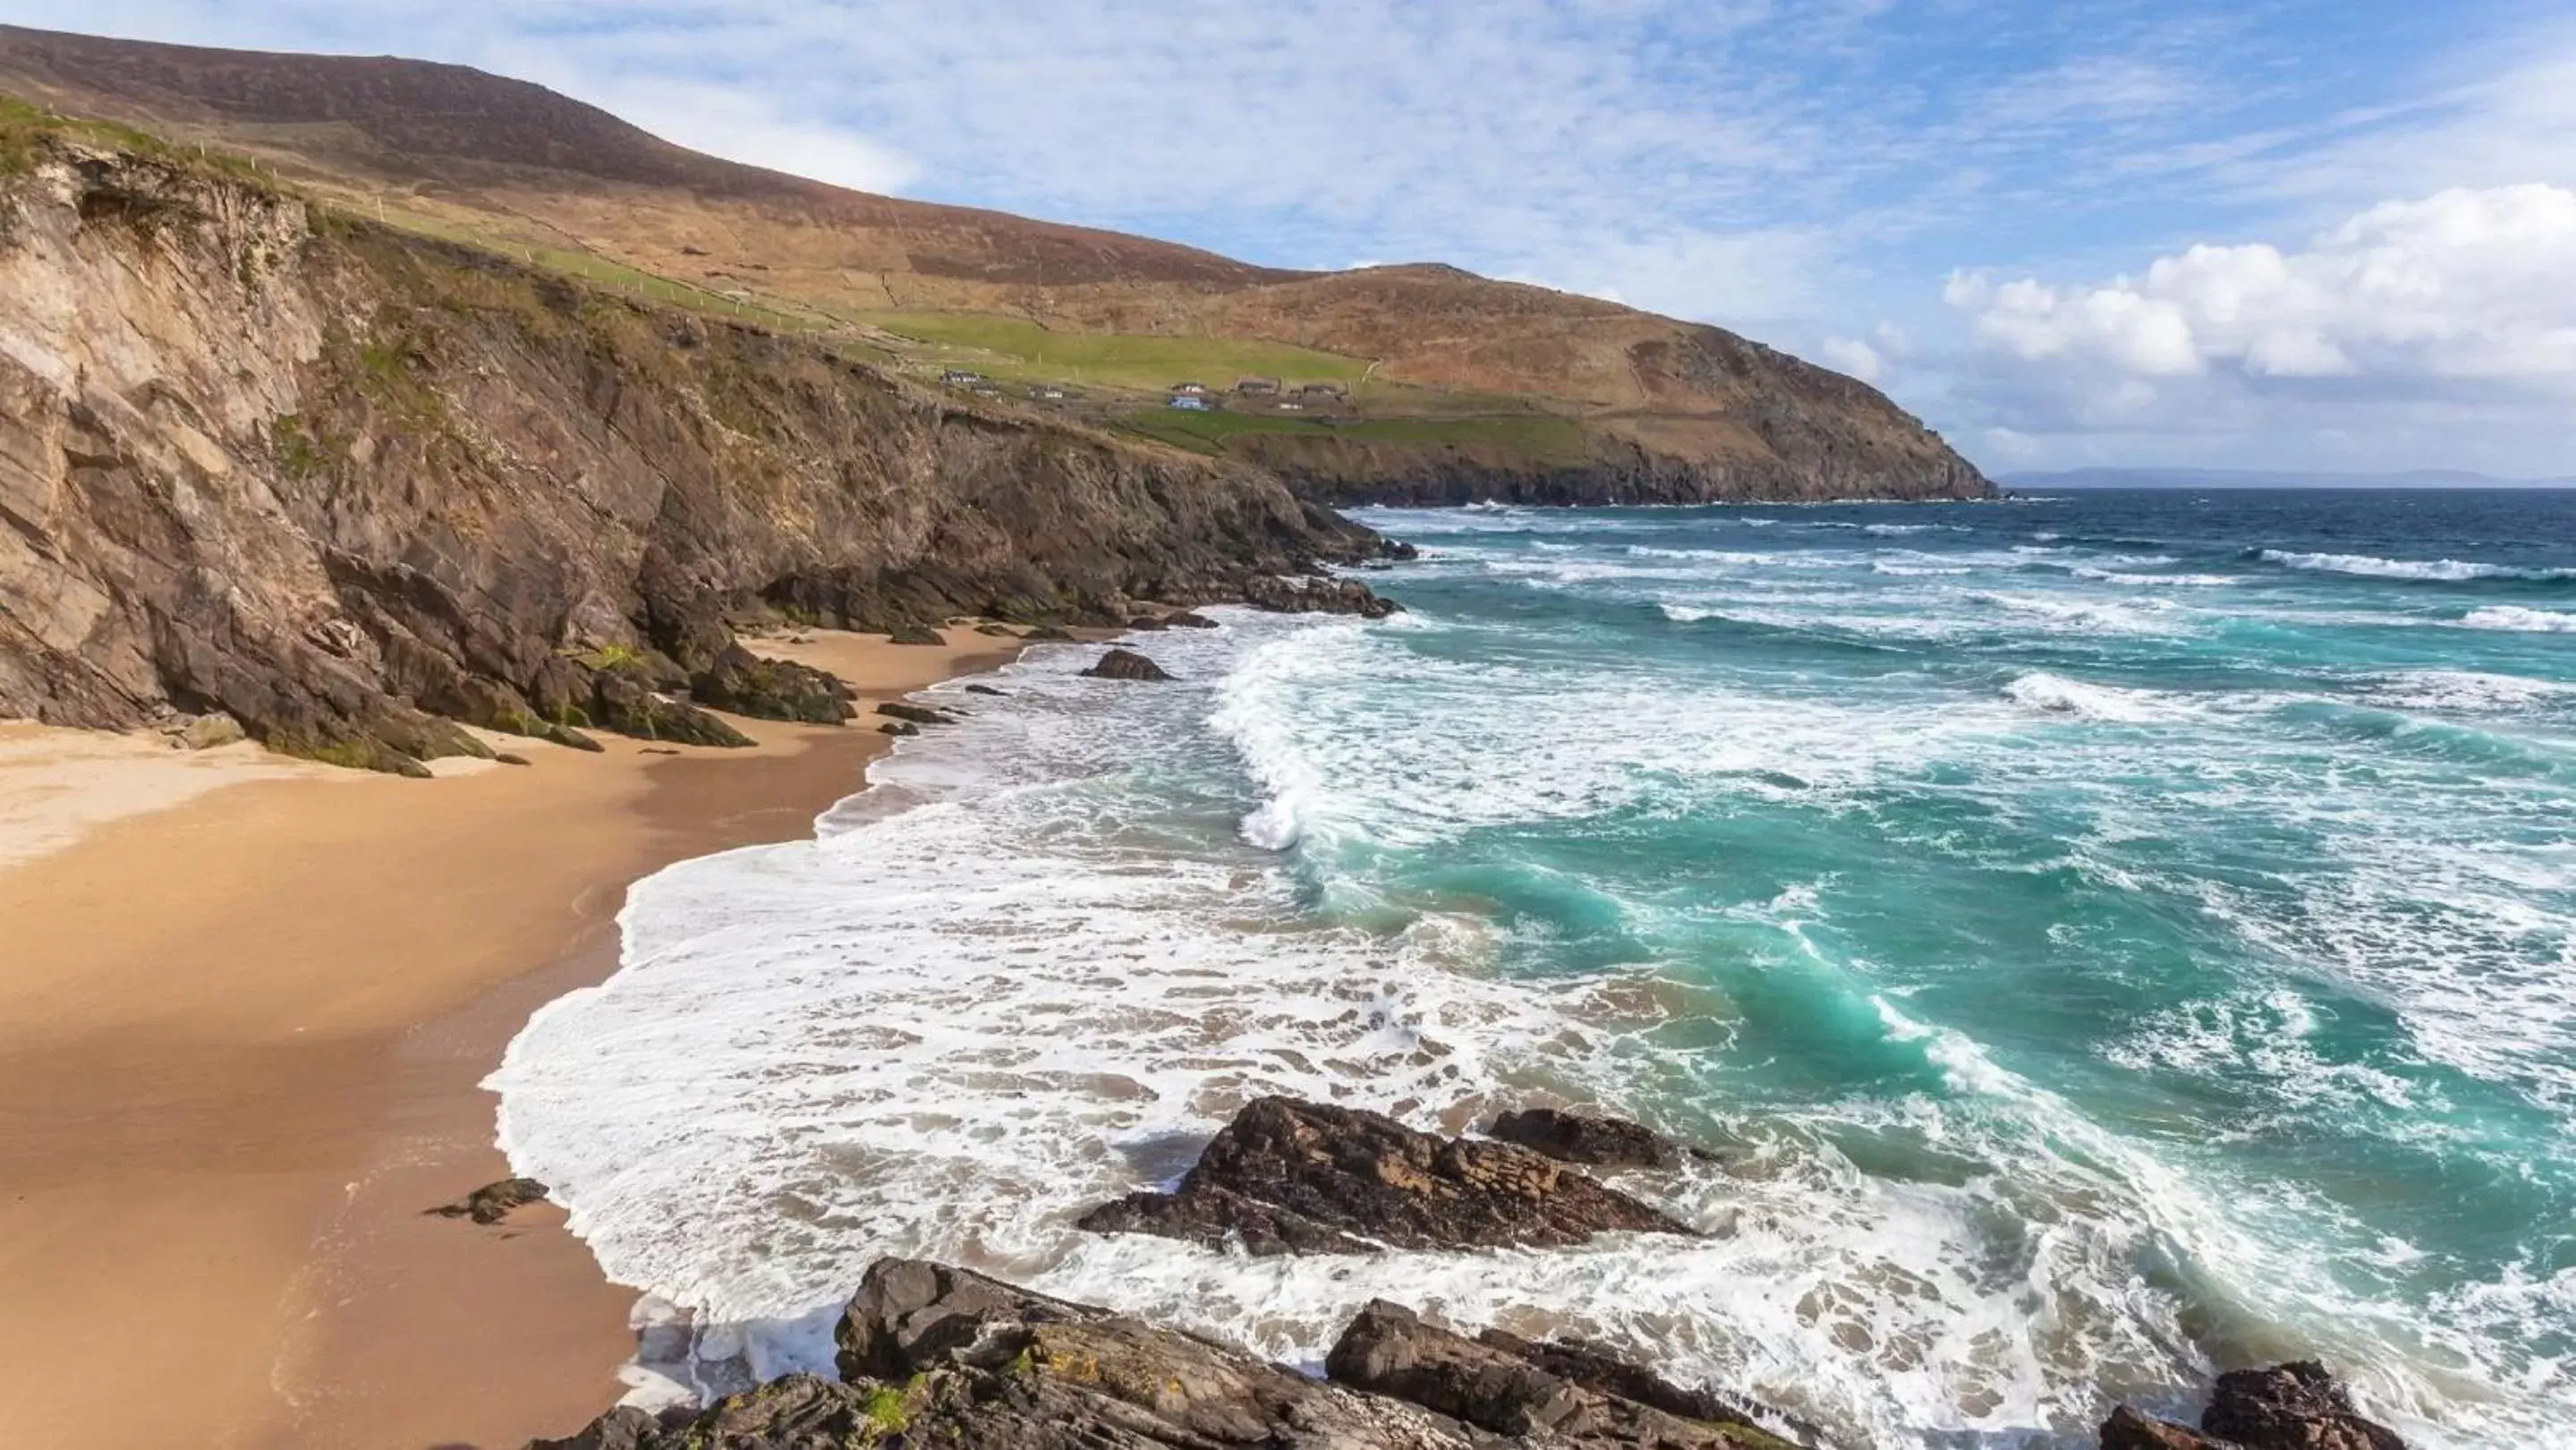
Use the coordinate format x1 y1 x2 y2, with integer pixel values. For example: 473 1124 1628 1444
15 0 2576 475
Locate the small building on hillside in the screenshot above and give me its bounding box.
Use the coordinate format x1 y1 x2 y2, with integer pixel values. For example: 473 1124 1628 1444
1234 377 1279 397
940 369 987 387
1171 381 1210 397
1168 395 1213 412
1298 381 1348 399
1030 384 1068 401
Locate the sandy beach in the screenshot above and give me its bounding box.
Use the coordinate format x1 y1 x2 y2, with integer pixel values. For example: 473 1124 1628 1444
0 628 1026 1450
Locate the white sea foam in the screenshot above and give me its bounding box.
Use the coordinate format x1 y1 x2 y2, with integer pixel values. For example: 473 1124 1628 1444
2002 672 2189 723
2071 567 2242 587
494 518 2576 1447
2462 605 2576 633
2363 670 2576 714
2259 550 2576 583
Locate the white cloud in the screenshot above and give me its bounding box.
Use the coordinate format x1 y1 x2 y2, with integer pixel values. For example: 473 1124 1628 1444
1948 184 2576 393
1816 335 1884 381
542 77 920 195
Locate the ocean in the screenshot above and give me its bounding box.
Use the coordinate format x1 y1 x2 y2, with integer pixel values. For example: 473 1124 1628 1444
490 489 2576 1447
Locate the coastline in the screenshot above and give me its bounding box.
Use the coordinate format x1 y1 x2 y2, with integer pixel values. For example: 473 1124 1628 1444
0 627 1025 1450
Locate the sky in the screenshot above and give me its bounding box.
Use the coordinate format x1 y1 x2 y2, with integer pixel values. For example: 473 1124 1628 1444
11 0 2576 477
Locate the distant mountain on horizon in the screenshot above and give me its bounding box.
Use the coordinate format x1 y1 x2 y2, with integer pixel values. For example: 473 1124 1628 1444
2003 466 2576 491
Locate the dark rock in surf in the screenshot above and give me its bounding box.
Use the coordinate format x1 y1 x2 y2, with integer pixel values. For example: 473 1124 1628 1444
534 1256 1795 1448
1326 1299 1773 1446
879 721 918 738
1243 573 1400 618
2099 1361 2407 1450
2205 1362 2406 1450
875 701 956 726
1124 614 1170 631
1488 1106 1713 1170
1075 1096 1696 1256
1166 610 1221 628
2100 1405 2228 1450
964 684 1007 696
1082 647 1172 682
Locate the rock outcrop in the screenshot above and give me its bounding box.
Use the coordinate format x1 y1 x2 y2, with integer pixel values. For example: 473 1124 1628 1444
1244 574 1402 618
1328 1300 1786 1446
533 1258 1793 1449
0 125 1388 772
2099 1361 2407 1450
1488 1107 1711 1170
1076 1096 1696 1255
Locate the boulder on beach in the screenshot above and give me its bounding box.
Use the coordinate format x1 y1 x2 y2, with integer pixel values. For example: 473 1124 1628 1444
887 624 945 645
1081 647 1172 682
428 1176 548 1226
875 701 957 726
1123 614 1170 631
1075 1096 1696 1255
1022 625 1078 642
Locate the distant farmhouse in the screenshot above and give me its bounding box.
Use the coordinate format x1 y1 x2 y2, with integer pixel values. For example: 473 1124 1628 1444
1168 395 1213 412
1171 381 1210 397
1029 384 1068 401
1298 381 1348 399
1234 377 1279 397
940 369 987 386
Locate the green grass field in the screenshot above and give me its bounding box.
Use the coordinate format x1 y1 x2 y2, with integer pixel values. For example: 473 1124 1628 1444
1115 406 1590 463
861 311 1373 393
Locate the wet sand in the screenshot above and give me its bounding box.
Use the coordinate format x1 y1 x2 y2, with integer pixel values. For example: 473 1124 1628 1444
0 629 1025 1450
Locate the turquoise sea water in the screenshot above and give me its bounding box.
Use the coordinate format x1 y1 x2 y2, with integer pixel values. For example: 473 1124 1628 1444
496 490 2576 1447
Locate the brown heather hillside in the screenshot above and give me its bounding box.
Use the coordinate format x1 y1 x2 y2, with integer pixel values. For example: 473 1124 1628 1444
0 22 1992 505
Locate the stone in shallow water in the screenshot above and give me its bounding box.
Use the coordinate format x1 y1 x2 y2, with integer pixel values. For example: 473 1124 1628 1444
1081 647 1172 682
427 1176 548 1225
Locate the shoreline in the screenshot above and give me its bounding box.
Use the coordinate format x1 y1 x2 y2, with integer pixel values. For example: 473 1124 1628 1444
0 627 1027 1450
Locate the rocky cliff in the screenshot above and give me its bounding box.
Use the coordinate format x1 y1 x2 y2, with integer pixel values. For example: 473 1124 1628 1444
0 126 1384 772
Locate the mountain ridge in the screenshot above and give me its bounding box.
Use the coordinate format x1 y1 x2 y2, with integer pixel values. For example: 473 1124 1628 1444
0 21 1991 507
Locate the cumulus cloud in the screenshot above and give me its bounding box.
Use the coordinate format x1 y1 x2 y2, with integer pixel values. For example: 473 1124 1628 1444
548 76 920 194
1816 335 1885 381
1948 184 2576 393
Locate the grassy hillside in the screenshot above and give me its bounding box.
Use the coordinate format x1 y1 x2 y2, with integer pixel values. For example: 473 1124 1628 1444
1117 407 1592 464
862 312 1372 394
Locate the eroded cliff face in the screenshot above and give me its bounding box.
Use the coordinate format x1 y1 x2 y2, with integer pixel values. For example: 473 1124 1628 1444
0 137 1381 770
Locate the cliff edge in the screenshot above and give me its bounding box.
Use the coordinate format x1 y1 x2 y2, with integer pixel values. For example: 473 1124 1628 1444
0 122 1382 772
